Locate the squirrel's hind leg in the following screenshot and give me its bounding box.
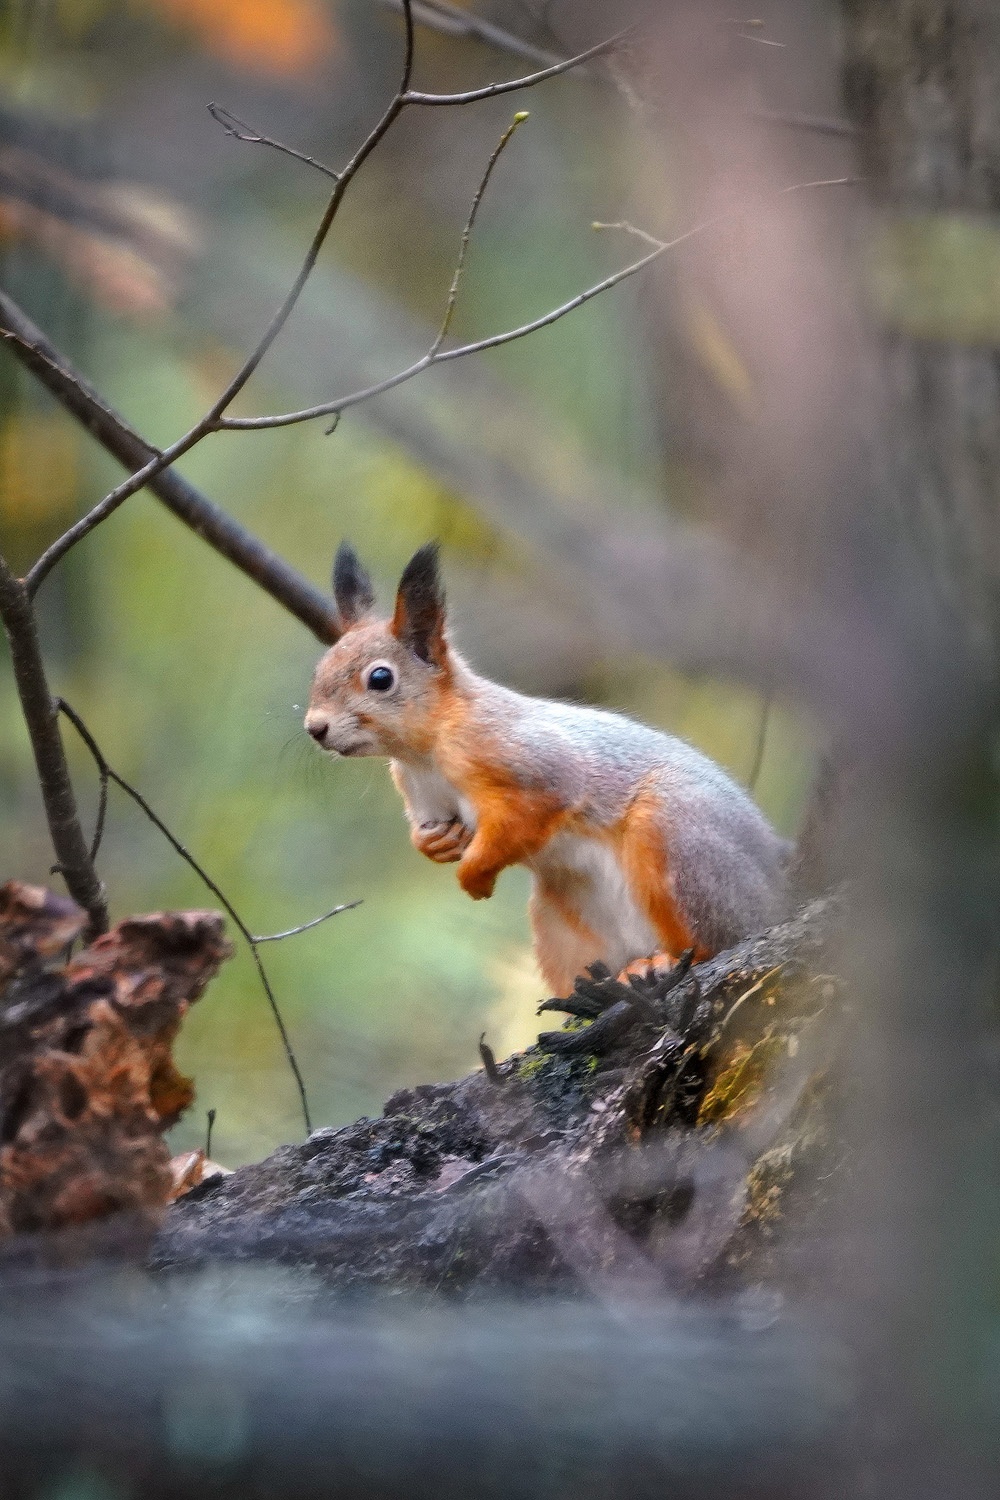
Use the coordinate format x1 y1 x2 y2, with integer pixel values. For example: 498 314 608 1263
529 885 604 998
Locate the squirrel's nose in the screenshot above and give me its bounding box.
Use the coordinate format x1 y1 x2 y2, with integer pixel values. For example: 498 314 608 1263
305 714 329 746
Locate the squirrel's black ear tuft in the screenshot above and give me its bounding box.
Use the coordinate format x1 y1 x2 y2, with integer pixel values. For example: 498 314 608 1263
332 542 376 628
391 543 447 666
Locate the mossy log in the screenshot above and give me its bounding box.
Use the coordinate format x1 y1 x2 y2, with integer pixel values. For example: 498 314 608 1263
157 894 845 1293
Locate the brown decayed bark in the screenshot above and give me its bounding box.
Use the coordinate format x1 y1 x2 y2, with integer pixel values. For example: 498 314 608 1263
0 881 233 1237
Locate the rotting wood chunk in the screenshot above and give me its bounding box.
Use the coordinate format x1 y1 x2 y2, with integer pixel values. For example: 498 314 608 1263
0 881 232 1237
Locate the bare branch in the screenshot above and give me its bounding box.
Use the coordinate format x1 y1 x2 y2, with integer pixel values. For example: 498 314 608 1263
7 4 618 592
218 176 860 435
2 0 856 608
0 558 108 935
208 103 341 181
388 3 840 141
57 698 327 1135
19 0 418 595
403 31 624 106
211 219 718 433
777 175 864 193
213 234 663 429
0 291 337 641
433 111 529 352
202 0 416 416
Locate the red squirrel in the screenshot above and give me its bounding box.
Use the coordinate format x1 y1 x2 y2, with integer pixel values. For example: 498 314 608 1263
305 544 790 996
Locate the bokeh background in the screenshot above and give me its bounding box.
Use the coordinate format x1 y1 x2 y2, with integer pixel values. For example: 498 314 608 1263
0 0 819 1164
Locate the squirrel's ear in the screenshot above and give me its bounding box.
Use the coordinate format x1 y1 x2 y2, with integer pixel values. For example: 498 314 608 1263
332 542 376 628
391 543 447 666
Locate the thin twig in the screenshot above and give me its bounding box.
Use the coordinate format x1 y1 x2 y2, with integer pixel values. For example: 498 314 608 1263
590 219 666 249
0 293 337 641
253 903 361 943
208 103 341 182
432 111 529 353
56 697 323 1135
88 760 109 862
219 176 861 433
403 31 625 106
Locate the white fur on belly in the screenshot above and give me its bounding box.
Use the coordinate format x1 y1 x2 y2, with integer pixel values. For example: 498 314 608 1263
529 831 658 973
393 761 477 832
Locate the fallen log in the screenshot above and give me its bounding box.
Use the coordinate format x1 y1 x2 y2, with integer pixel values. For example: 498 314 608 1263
157 894 844 1294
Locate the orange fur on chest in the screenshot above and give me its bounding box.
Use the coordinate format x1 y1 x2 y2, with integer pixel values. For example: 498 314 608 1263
435 711 567 840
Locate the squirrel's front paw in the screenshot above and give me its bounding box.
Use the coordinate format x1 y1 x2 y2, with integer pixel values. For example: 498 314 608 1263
413 818 472 863
457 860 498 901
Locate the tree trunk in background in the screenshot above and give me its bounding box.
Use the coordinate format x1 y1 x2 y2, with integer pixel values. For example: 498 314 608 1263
842 0 1000 670
837 5 1000 1495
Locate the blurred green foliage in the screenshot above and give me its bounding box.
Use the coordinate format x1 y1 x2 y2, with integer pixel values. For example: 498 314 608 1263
869 212 1000 344
0 0 813 1164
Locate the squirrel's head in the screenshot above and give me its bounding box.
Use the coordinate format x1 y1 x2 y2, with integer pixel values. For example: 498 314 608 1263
305 542 451 760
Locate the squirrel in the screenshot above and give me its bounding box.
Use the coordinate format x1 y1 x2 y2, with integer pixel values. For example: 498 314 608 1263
305 543 791 997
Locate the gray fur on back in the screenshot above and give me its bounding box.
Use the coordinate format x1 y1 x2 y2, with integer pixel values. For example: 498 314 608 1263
466 673 790 951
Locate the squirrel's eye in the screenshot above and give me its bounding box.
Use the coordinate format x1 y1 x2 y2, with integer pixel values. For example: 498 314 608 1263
366 665 395 692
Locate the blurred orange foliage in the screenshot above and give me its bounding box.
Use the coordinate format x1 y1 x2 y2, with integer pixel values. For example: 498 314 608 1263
0 200 172 314
146 0 337 76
